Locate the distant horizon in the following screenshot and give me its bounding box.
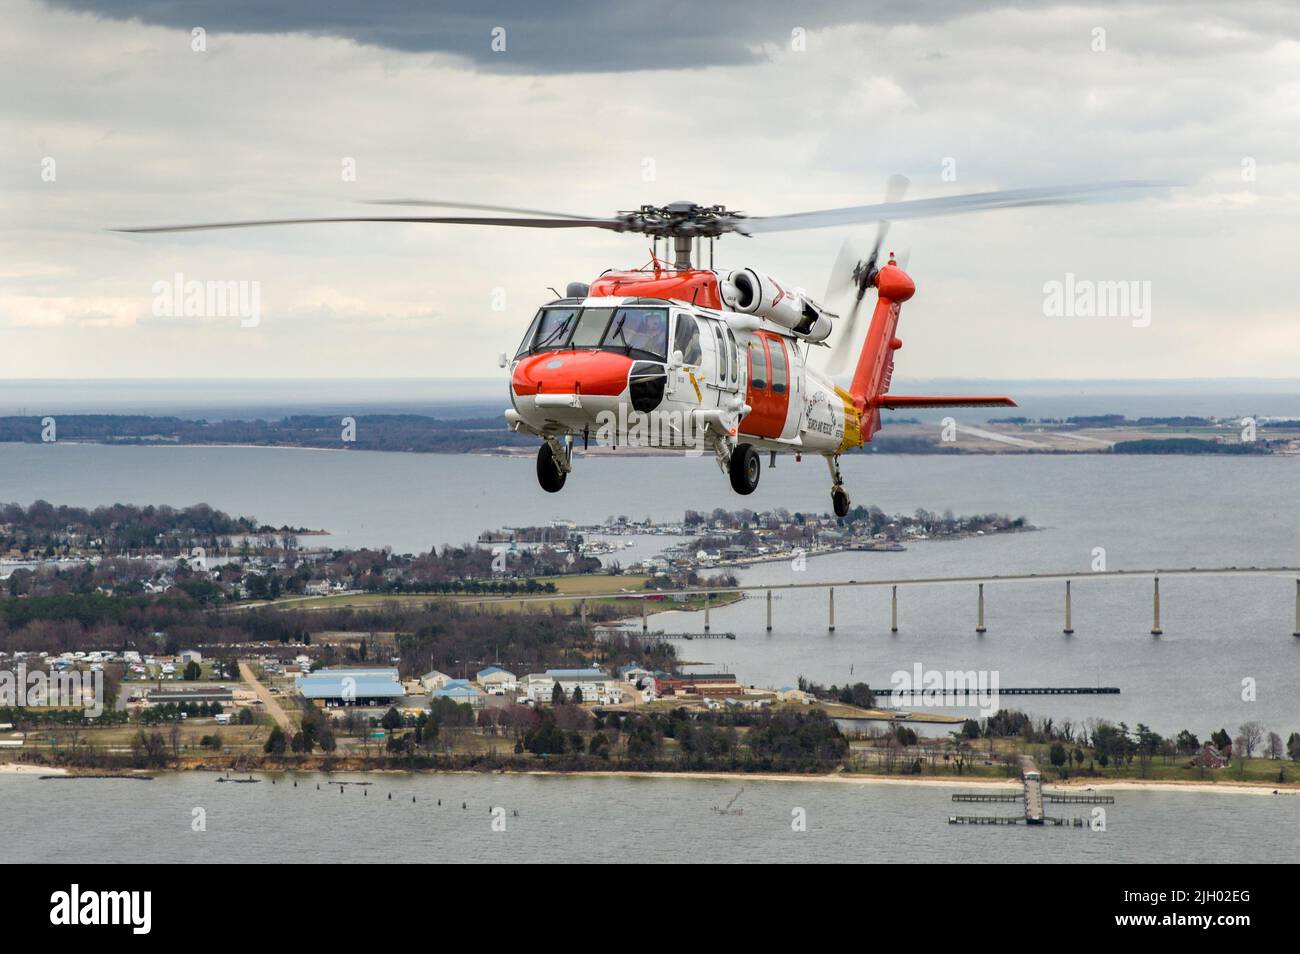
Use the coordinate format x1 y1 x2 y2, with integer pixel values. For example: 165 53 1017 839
9 375 1300 385
4 375 1300 425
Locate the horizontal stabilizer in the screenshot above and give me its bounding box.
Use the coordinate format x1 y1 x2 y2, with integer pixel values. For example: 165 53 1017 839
874 395 1018 410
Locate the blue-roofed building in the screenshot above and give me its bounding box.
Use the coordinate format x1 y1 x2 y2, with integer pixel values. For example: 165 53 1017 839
431 680 485 708
296 667 405 707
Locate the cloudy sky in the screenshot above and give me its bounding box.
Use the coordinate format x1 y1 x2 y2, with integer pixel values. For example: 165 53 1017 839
3 0 1298 381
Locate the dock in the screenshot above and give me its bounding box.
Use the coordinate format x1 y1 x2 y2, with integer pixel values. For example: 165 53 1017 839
1046 793 1114 804
949 815 1084 826
948 763 1116 827
1023 770 1045 824
644 632 736 640
875 686 1119 697
951 792 1020 803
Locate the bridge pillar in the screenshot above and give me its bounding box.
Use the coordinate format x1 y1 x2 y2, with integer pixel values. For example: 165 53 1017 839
1150 577 1163 636
976 583 987 634
580 600 587 629
704 591 710 632
1294 579 1299 638
1063 580 1074 635
891 585 898 633
828 587 835 632
766 589 772 632
642 597 648 633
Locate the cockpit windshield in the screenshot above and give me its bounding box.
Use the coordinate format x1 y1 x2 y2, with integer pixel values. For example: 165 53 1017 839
518 305 668 361
601 306 668 359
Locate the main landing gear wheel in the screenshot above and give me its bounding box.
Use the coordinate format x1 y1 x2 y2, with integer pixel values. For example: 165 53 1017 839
536 443 566 493
832 487 851 518
729 443 761 495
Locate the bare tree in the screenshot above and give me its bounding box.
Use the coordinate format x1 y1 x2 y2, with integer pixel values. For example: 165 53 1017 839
1238 721 1264 758
1266 732 1284 760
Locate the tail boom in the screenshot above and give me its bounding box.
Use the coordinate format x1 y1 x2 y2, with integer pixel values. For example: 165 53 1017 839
840 260 1017 449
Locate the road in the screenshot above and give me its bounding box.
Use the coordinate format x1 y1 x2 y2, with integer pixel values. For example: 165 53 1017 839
239 662 294 733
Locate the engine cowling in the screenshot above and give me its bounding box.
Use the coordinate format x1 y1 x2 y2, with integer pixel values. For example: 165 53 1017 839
720 267 833 342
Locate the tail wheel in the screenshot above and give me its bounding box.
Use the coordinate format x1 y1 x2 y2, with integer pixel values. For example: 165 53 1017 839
537 443 567 493
728 443 761 495
832 488 851 518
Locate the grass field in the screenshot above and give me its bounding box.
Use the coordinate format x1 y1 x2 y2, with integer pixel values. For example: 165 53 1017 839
252 573 742 617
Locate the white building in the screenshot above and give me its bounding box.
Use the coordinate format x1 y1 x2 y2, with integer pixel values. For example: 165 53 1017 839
420 670 453 692
475 666 518 693
180 649 203 665
522 669 622 705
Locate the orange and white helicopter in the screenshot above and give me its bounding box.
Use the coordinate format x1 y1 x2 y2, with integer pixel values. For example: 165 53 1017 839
120 179 1153 516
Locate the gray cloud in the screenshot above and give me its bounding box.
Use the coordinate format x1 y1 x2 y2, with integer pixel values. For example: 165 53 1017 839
6 0 1300 381
43 0 1021 72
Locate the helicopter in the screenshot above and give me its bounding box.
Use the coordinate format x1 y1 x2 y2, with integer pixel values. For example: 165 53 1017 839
117 179 1156 516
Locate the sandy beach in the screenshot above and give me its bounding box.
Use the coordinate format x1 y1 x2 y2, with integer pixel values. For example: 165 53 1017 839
511 769 1300 796
0 762 67 775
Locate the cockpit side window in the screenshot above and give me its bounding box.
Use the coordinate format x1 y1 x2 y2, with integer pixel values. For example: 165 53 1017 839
532 307 580 351
515 311 543 359
672 314 703 366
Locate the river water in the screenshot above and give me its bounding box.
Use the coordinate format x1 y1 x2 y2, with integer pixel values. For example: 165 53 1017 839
0 771 1294 864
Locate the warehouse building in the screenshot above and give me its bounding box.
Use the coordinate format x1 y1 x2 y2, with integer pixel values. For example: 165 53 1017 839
145 686 234 706
296 667 405 707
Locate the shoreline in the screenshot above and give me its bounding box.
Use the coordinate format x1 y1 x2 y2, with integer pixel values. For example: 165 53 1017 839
5 440 1287 459
5 760 1294 795
0 762 68 775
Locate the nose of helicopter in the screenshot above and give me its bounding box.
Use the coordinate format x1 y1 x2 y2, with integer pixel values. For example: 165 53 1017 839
511 351 634 399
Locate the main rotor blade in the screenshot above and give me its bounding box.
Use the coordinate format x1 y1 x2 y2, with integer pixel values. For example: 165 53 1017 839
737 180 1165 235
365 198 599 219
112 215 625 234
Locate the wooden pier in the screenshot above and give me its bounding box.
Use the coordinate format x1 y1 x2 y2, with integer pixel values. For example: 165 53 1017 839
949 770 1113 827
1046 793 1114 804
875 686 1119 697
643 631 735 640
952 792 1021 803
1023 770 1045 824
949 815 1084 826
